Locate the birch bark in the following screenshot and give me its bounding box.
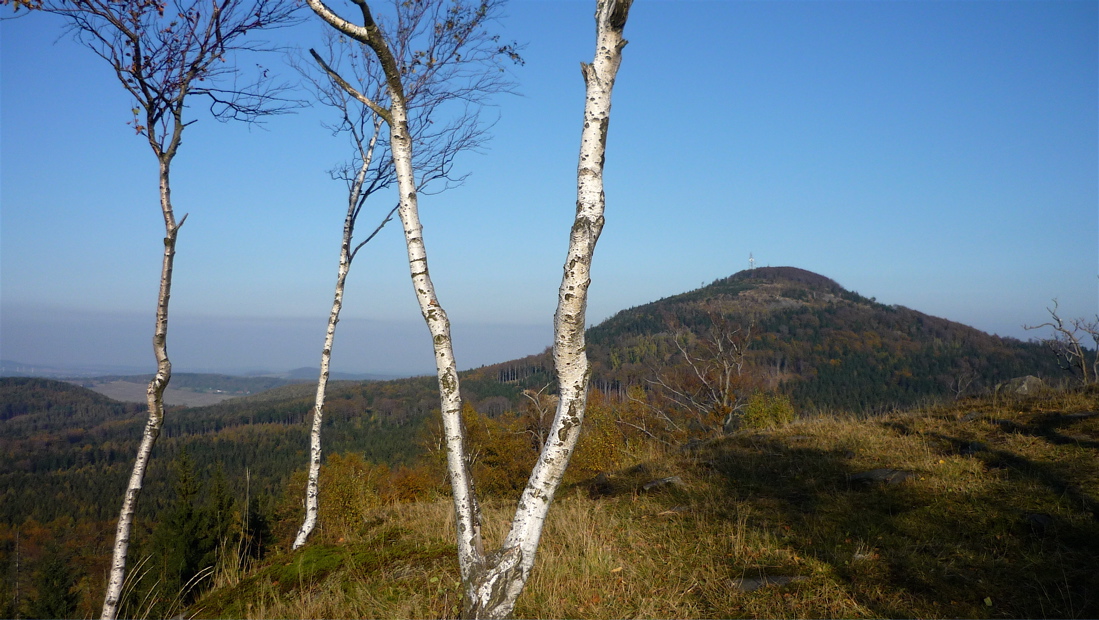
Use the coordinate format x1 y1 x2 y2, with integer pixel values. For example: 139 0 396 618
292 12 500 546
482 1 633 615
292 122 383 550
16 0 299 615
301 0 487 581
102 152 184 620
300 1 630 617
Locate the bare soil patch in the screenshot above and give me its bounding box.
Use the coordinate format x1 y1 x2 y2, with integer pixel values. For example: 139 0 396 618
87 380 237 407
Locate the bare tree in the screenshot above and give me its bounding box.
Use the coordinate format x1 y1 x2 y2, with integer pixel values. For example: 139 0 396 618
519 384 558 450
300 0 631 616
291 22 507 550
651 314 756 434
2 0 299 616
1025 300 1099 386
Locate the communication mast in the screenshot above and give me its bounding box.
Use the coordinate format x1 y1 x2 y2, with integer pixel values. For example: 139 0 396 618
748 253 756 270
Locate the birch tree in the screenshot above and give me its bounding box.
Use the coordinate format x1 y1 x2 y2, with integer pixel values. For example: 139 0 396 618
2 0 299 617
292 25 508 550
301 0 631 616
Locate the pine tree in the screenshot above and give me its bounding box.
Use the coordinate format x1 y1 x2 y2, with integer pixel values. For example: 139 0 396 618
152 450 214 603
25 544 78 620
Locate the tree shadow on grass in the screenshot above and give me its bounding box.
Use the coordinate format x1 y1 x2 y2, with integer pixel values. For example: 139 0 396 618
698 428 1099 619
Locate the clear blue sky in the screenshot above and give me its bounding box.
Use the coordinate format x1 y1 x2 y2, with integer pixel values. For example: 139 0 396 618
2 0 1097 375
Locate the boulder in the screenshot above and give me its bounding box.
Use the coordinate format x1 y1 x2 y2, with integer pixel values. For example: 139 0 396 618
996 375 1048 395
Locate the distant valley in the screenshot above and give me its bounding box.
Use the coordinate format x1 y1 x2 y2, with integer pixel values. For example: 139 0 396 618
0 363 414 407
0 266 1078 616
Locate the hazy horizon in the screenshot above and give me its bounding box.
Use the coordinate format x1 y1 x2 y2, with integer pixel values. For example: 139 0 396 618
3 2 1095 377
0 304 552 377
0 267 1064 378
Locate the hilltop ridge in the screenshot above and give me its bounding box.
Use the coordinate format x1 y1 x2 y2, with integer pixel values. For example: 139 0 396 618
480 266 1062 412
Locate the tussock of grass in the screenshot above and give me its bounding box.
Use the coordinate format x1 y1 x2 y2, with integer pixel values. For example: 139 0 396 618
192 388 1099 618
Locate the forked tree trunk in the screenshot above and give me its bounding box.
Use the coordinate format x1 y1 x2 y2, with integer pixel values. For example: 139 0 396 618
102 156 183 620
300 1 631 617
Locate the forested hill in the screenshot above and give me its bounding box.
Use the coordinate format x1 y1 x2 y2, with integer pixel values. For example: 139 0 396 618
0 266 1065 526
598 266 1062 410
0 375 441 526
0 269 1073 617
484 266 1063 412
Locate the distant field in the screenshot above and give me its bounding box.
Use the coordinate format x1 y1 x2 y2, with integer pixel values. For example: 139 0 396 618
82 380 239 407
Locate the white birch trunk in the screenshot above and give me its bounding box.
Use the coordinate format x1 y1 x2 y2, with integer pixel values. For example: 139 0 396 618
388 96 485 580
292 126 380 551
471 1 633 616
299 2 630 617
102 157 182 620
291 242 349 550
302 0 484 581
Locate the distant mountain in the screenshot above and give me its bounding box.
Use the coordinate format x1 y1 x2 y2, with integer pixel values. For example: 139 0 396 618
595 267 1061 410
0 359 150 378
479 267 1063 412
0 267 1068 527
281 367 409 382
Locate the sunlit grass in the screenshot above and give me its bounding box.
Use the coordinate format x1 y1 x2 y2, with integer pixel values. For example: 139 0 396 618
192 387 1099 619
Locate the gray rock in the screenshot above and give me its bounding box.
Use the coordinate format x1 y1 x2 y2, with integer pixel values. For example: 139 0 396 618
849 468 917 486
641 476 685 491
961 410 985 422
995 375 1048 395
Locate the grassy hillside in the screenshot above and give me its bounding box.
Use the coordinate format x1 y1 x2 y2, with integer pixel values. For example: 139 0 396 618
191 386 1099 619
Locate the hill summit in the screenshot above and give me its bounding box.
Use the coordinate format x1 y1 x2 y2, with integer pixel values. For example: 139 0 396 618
553 266 1061 412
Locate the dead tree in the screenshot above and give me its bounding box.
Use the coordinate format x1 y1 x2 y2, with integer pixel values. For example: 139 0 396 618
1026 300 1099 385
651 314 756 435
292 23 507 550
2 0 300 616
300 0 632 616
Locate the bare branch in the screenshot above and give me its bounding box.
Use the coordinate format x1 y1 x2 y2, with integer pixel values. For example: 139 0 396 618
309 47 393 122
7 0 302 615
1025 299 1098 385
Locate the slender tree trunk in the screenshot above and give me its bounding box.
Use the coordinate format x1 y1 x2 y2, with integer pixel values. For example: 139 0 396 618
102 156 183 620
291 235 350 550
293 121 382 550
292 4 484 575
387 97 485 582
299 2 631 617
467 2 633 616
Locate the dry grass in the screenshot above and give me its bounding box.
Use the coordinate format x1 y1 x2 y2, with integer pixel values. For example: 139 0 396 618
192 387 1099 619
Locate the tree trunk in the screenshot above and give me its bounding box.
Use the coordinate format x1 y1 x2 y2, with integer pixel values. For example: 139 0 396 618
102 157 182 620
387 95 486 584
298 2 631 617
293 117 384 550
291 237 349 550
467 1 633 616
